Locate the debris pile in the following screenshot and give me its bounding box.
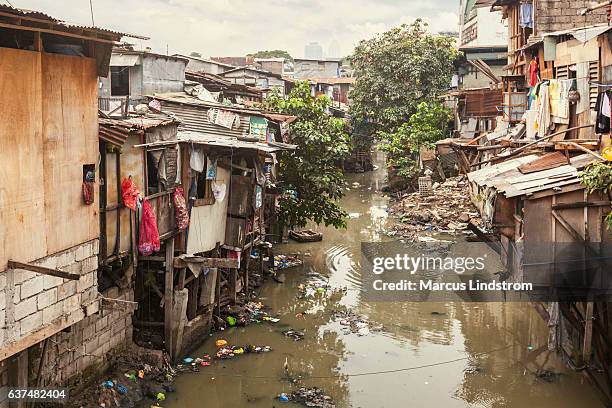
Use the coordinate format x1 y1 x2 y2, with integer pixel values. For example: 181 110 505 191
333 310 383 336
274 254 304 270
282 329 306 341
222 301 280 327
215 343 272 359
389 177 481 237
297 273 333 299
279 387 336 408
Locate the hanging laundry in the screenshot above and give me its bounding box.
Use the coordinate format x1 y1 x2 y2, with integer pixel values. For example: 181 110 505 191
549 79 571 125
190 146 206 172
173 186 189 230
528 57 539 87
519 2 533 28
524 110 538 140
206 157 218 180
121 177 140 211
138 199 160 256
603 92 611 118
596 90 611 133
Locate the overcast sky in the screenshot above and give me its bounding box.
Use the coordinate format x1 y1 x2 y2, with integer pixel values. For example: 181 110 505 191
9 0 460 58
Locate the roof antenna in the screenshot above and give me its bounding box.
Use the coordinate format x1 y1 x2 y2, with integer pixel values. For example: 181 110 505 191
89 0 95 26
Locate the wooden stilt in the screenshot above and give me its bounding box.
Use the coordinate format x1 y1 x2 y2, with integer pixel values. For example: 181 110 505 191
164 238 175 358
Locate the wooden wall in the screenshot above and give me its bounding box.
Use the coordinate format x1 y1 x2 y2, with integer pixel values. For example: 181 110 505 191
0 48 99 271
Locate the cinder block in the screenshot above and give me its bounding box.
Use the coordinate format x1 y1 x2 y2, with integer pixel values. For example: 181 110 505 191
82 323 95 341
75 242 94 262
111 317 126 335
21 276 44 299
104 287 119 299
0 275 6 291
62 262 82 276
80 256 98 274
20 311 42 335
85 300 100 316
81 287 97 303
55 250 76 269
95 315 108 332
0 292 5 310
43 274 63 290
12 285 20 304
57 281 77 301
42 302 63 325
92 239 100 256
63 294 81 314
13 269 36 284
37 289 57 310
77 272 95 293
84 337 99 354
98 329 111 348
0 309 5 327
14 297 37 320
35 256 58 270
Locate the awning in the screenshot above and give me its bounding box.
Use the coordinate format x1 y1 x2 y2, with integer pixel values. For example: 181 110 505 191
110 54 140 67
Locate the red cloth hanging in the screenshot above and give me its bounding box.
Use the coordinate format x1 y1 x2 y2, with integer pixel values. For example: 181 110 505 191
138 199 160 256
528 58 539 87
173 186 189 230
121 177 139 211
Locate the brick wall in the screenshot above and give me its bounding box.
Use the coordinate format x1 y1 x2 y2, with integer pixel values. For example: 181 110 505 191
536 0 608 33
32 286 134 387
0 240 99 349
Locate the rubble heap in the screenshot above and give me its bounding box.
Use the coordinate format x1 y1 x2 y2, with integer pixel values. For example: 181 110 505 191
389 176 481 238
280 387 336 408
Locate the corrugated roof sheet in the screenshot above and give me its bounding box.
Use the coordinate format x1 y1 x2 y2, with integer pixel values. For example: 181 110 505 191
0 4 148 40
468 154 598 197
98 113 178 146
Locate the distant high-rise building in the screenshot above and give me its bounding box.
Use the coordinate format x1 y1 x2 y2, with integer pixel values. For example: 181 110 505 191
327 39 341 59
304 42 323 60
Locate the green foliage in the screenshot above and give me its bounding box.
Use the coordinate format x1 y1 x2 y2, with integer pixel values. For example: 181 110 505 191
579 162 612 228
248 50 293 61
348 20 458 136
261 81 351 229
379 101 451 181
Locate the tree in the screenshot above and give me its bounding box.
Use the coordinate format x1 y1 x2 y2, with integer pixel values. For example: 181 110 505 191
262 81 351 229
248 50 293 62
349 20 457 135
379 101 452 180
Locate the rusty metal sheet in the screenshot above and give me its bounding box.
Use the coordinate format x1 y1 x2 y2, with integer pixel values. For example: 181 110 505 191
518 152 569 174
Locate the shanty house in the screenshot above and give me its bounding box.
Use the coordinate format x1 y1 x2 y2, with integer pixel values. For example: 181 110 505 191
0 5 144 399
221 66 291 96
98 48 188 112
292 58 342 79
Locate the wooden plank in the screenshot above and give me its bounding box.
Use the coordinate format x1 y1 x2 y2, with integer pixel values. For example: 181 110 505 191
164 238 175 358
174 256 239 269
0 309 84 361
7 260 80 280
584 302 594 364
552 201 611 210
8 350 28 408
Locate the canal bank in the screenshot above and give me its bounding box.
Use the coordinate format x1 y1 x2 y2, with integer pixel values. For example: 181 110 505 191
158 150 603 408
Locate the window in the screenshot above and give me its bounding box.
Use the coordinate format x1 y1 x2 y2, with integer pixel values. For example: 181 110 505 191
194 171 215 206
110 66 130 96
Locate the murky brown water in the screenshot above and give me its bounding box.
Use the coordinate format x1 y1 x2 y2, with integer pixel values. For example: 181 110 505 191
162 151 602 408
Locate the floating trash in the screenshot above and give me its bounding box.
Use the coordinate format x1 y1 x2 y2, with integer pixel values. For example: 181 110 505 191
285 387 335 408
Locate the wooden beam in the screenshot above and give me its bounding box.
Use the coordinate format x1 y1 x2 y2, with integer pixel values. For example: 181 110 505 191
173 256 239 269
552 201 611 210
584 302 594 364
7 261 80 281
164 238 175 358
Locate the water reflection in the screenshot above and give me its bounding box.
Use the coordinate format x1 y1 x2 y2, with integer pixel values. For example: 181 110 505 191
162 150 602 408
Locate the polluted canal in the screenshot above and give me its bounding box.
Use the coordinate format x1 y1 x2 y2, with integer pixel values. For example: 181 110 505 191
160 151 602 408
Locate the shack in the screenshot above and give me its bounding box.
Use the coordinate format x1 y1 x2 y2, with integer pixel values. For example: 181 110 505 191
0 5 145 400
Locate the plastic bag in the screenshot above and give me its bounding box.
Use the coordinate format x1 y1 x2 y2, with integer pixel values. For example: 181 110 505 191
121 177 139 211
173 186 189 230
138 199 160 256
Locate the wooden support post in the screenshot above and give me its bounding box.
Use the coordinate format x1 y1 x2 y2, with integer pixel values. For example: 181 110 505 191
584 302 594 364
8 350 28 408
164 238 175 358
171 289 188 361
229 268 237 304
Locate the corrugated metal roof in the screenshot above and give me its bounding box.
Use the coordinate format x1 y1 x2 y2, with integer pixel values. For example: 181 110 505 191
99 113 178 146
110 54 140 67
135 131 296 154
0 4 148 40
468 154 598 197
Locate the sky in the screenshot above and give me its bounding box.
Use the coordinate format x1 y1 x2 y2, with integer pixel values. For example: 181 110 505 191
8 0 460 58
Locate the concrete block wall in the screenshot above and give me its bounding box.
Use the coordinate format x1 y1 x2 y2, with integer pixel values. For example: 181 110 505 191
0 240 99 349
32 286 134 387
536 0 609 33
